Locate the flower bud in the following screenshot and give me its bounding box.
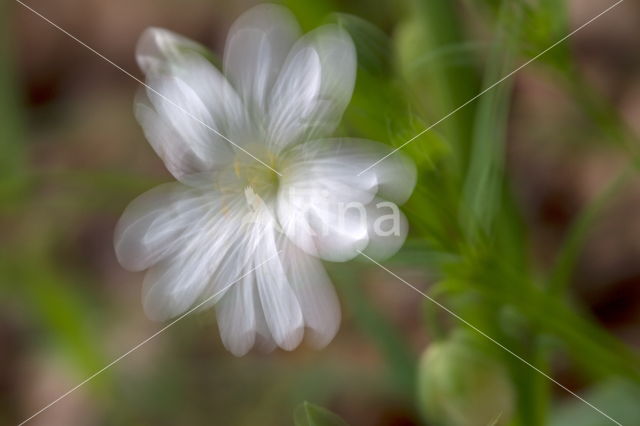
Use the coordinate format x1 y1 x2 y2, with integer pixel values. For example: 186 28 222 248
417 329 515 426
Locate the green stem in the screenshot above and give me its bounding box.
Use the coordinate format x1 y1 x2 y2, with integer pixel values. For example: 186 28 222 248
549 166 634 295
415 0 479 173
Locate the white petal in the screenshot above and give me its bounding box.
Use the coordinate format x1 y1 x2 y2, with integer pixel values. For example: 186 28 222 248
115 182 250 320
215 266 257 356
224 4 301 117
142 75 235 175
255 230 304 350
358 146 417 206
137 28 247 138
289 138 416 203
267 25 356 150
253 287 278 353
114 183 211 272
136 27 205 75
282 241 341 348
282 193 370 262
277 138 415 261
253 290 278 353
277 140 377 261
135 28 249 180
196 209 271 313
141 197 249 320
362 198 410 260
267 47 322 150
135 100 211 184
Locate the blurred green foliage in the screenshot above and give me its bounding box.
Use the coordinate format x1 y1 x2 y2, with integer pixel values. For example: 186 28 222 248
337 0 640 424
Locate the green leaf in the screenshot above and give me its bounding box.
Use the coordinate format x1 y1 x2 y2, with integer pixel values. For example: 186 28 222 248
5 256 108 385
293 401 349 426
332 13 392 76
494 284 640 382
522 0 571 71
549 166 633 295
550 379 640 426
282 0 337 31
407 0 480 172
460 1 523 238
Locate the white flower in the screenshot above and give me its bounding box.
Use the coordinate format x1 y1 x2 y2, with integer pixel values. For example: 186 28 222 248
114 4 416 356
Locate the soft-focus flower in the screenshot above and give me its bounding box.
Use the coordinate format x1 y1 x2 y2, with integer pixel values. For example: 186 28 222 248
417 329 515 426
115 4 416 356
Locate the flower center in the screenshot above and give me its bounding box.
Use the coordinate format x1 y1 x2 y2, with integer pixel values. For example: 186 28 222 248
233 157 280 199
217 145 281 202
